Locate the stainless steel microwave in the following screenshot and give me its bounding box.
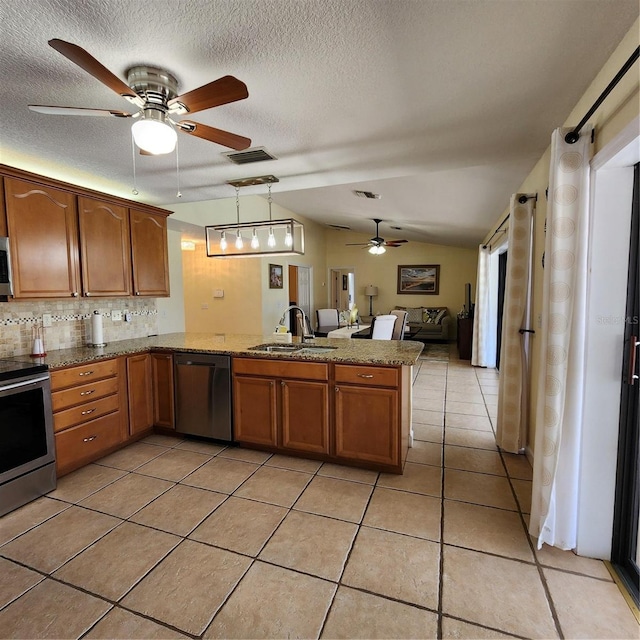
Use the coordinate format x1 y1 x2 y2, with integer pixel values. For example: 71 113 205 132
0 238 14 296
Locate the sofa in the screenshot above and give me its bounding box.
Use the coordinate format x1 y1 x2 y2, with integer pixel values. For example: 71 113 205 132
393 306 452 341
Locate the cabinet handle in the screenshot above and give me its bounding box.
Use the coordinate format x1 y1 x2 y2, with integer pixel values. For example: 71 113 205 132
71 292 79 297
79 371 94 377
135 291 140 296
357 374 374 379
281 381 286 387
80 389 95 396
81 408 96 416
335 386 340 392
85 291 91 296
83 435 97 442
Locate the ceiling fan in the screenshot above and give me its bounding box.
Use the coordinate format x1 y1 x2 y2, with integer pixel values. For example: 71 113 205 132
346 218 408 255
28 39 251 155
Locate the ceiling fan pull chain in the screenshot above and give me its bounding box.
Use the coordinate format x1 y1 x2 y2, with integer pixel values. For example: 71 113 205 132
175 136 182 198
131 130 139 196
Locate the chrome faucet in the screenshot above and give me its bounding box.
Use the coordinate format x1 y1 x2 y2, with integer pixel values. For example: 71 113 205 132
278 305 315 343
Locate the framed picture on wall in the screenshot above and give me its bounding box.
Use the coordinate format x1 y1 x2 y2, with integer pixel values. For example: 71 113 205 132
397 264 440 295
342 275 348 290
269 263 283 289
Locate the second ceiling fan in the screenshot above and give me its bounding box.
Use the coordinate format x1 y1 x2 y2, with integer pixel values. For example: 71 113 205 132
346 219 408 254
28 39 252 155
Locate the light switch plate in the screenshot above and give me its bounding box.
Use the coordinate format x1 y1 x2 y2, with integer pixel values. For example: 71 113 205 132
42 313 52 328
111 310 122 321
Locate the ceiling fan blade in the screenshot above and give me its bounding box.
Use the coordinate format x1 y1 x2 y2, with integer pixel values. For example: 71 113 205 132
48 39 141 104
345 242 371 246
28 105 134 118
169 76 248 114
177 120 251 150
384 239 409 246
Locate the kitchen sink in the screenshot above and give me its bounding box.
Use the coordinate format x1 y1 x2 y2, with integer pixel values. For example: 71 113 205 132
248 343 303 352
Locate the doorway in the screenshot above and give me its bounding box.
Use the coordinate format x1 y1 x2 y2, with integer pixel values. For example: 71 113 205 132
288 264 312 335
329 267 355 311
611 162 639 607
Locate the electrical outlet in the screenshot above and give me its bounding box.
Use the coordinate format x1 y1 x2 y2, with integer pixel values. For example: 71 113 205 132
111 310 122 321
42 313 52 328
213 289 224 298
201 303 209 310
124 312 132 322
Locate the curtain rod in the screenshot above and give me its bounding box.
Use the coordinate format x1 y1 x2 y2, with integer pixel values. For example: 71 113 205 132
565 46 640 144
482 194 536 249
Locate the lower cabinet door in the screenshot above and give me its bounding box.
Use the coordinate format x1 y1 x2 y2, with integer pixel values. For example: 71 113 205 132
233 376 278 446
55 411 123 475
281 379 329 454
127 353 153 436
335 385 399 467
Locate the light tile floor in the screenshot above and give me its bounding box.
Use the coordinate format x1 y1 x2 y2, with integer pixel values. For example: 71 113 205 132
1 347 637 639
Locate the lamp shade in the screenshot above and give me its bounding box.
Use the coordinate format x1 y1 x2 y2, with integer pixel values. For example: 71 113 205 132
365 285 378 297
131 108 177 155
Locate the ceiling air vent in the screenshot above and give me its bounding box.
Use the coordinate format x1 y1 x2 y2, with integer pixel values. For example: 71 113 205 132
354 190 381 199
222 146 277 165
328 224 351 230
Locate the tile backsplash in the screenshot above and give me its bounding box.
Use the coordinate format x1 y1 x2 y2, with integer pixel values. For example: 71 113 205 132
0 298 158 359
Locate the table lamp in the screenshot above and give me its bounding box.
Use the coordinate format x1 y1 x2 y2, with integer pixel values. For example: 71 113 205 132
365 285 378 316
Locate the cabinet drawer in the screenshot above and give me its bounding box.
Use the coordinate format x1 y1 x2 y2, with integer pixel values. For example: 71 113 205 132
234 357 328 381
51 359 119 391
334 364 399 388
52 376 119 412
53 393 120 433
55 411 123 473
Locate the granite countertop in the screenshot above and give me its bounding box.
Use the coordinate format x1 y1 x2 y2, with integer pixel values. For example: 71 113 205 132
12 332 424 369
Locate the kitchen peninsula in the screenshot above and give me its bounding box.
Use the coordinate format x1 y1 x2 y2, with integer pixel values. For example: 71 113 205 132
22 333 423 477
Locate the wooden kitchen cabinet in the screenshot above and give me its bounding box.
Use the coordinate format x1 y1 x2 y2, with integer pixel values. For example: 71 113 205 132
0 178 7 237
126 352 154 436
130 208 170 297
233 358 330 454
77 196 132 297
334 364 401 469
4 176 81 298
151 351 175 428
51 357 126 476
1 166 172 300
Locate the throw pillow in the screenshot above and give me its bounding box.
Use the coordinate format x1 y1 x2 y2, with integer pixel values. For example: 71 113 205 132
434 308 447 324
405 307 423 324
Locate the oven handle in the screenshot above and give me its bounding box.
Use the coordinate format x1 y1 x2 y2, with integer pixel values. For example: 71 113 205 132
0 374 50 393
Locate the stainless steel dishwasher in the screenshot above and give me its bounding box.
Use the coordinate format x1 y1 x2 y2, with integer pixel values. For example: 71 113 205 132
174 353 233 441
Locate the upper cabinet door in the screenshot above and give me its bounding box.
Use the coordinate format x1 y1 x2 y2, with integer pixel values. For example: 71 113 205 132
0 178 7 237
78 196 132 297
5 177 80 298
130 209 170 297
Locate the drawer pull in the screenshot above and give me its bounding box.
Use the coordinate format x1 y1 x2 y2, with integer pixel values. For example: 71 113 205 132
80 389 95 396
79 371 94 377
83 435 98 442
357 374 375 379
81 408 96 416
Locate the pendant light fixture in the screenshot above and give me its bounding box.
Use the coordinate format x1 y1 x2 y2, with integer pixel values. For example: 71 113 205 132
234 186 243 250
205 175 305 258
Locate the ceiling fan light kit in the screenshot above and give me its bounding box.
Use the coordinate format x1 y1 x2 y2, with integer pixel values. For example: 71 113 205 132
131 107 178 155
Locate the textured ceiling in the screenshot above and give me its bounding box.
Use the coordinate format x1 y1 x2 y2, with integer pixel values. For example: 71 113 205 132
1 0 637 248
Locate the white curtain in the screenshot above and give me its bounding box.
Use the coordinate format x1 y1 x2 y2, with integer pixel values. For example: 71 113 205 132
530 127 591 550
496 195 534 453
472 245 491 367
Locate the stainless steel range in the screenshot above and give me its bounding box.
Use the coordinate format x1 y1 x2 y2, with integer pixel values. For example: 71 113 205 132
0 359 56 517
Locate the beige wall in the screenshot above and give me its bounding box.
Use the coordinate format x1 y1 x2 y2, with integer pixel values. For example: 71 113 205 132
170 195 327 336
482 19 640 455
326 229 478 325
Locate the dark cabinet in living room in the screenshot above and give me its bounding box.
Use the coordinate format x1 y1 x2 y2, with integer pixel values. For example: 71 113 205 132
457 317 473 360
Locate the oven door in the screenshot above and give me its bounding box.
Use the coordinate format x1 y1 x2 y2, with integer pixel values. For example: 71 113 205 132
0 373 56 485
